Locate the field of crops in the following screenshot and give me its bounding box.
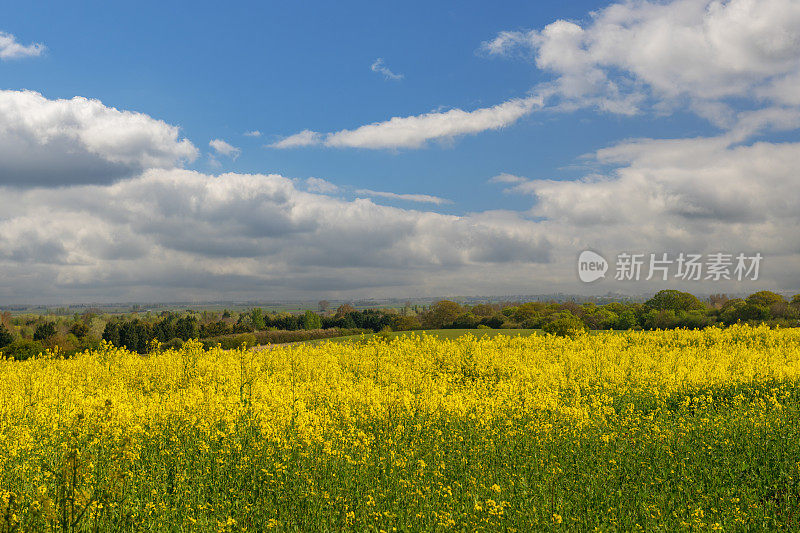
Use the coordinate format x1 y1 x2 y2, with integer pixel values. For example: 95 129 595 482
299 328 543 346
2 326 800 531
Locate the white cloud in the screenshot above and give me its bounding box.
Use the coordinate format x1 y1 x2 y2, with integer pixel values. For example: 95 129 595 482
488 173 528 184
0 169 551 301
305 177 339 194
243 130 261 137
270 129 323 149
1 133 799 300
516 136 800 261
0 90 198 186
271 96 542 150
483 0 800 119
209 138 241 159
355 189 452 205
370 58 404 80
481 30 534 56
0 31 45 60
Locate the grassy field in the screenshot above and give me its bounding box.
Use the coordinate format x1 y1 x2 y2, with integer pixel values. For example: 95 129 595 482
2 325 800 531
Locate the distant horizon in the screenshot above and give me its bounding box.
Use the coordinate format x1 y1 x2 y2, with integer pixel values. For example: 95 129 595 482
4 289 797 312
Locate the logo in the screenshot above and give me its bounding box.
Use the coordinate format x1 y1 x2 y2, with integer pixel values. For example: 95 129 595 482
578 250 608 283
577 250 762 282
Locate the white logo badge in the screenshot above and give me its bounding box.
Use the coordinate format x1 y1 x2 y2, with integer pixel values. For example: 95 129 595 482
578 250 608 283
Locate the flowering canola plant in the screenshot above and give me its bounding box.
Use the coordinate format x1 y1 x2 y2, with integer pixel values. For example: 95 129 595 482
1 325 800 531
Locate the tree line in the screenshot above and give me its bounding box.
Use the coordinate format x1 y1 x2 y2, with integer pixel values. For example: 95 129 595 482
1 290 799 358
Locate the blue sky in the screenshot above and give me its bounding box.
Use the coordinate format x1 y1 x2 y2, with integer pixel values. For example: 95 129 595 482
1 0 799 302
3 0 715 213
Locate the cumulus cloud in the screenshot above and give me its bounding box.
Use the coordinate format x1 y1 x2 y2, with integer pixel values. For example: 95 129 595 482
0 90 198 187
482 0 800 120
243 130 261 137
3 129 799 302
273 0 800 153
270 129 323 149
271 96 542 150
0 169 552 301
355 189 452 205
370 58 404 80
0 31 45 60
305 177 339 194
209 139 241 159
511 136 800 290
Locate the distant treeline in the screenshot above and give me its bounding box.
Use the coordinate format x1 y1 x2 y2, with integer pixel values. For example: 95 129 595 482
1 290 799 358
412 290 800 335
98 308 399 353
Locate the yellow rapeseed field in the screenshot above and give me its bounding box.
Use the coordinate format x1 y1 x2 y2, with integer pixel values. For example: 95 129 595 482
2 325 800 531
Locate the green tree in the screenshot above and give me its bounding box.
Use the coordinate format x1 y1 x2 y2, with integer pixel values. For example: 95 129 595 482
645 290 704 312
642 310 678 330
250 308 266 331
33 322 57 341
471 304 497 317
0 324 13 349
175 316 198 340
69 322 90 338
335 304 356 319
2 339 43 361
451 313 480 329
583 308 617 330
341 313 357 329
391 315 421 331
102 321 120 346
118 321 140 352
615 309 639 330
719 299 746 325
302 310 322 330
513 302 546 323
421 300 462 329
719 298 770 323
746 291 786 308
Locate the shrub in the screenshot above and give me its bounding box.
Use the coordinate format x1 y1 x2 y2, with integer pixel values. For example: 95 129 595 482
479 316 504 329
254 328 368 345
1 339 44 361
543 312 586 338
208 333 257 350
162 338 185 350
